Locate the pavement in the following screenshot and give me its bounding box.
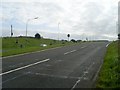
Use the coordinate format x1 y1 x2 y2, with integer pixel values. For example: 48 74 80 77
2 41 109 89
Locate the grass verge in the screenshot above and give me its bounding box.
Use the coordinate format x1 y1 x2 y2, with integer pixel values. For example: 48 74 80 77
96 41 120 88
2 37 82 57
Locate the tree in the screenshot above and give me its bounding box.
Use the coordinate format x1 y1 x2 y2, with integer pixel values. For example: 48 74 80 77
71 39 77 43
118 34 120 39
35 33 41 39
67 34 70 41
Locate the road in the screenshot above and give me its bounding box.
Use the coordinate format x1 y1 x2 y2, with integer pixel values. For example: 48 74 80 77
2 42 109 88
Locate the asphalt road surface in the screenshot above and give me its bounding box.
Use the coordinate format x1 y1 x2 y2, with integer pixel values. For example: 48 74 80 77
2 42 109 89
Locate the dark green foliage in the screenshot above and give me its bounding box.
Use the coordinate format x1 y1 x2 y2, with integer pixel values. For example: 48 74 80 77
35 33 41 39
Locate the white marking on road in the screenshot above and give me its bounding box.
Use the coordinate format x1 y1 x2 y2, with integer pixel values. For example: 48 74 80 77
71 62 95 90
106 43 110 47
84 71 88 74
0 58 50 76
81 46 86 48
2 74 25 84
64 50 77 55
93 62 103 81
34 73 78 79
83 77 88 80
71 79 81 89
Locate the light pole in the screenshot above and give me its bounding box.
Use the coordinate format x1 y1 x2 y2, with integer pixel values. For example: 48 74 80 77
58 22 60 41
11 25 13 37
26 17 39 37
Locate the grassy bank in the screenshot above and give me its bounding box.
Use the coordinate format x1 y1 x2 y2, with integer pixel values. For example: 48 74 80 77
96 41 120 88
2 37 81 57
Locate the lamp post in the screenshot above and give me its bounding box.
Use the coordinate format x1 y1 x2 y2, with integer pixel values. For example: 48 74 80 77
58 22 60 41
26 17 38 37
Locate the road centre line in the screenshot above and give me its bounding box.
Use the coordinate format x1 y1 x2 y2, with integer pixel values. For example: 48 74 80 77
81 46 86 48
64 50 77 55
0 58 50 76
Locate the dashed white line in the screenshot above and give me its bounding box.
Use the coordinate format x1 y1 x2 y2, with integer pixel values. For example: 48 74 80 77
64 50 77 55
0 58 50 76
81 46 86 48
93 62 103 81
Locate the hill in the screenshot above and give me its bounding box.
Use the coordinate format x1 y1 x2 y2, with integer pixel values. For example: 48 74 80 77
2 37 79 57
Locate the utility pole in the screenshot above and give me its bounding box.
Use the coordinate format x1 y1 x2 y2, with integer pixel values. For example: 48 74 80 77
26 17 39 37
58 22 60 41
11 25 13 37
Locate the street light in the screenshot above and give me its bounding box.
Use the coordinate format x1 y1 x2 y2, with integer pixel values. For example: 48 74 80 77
26 17 39 37
58 22 60 41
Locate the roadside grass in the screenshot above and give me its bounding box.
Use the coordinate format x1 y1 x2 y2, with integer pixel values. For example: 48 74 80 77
96 41 120 88
2 37 81 57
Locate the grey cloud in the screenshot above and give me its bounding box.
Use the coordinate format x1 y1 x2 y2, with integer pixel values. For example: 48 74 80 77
1 0 118 41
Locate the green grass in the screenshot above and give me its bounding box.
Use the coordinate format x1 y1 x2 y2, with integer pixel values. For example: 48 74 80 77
96 41 120 88
2 37 81 57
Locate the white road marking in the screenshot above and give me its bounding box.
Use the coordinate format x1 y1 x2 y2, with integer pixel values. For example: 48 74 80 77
93 62 103 81
64 50 77 55
71 79 81 89
34 73 79 79
71 62 95 90
84 71 88 74
0 58 50 76
2 74 26 84
81 46 86 48
106 43 110 47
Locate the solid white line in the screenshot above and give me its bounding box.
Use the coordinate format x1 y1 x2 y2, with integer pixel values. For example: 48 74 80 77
0 58 50 76
106 43 110 47
71 79 81 89
93 62 103 81
64 50 77 55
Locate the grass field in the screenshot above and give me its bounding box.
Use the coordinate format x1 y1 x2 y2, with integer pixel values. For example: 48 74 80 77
96 41 120 88
2 37 81 57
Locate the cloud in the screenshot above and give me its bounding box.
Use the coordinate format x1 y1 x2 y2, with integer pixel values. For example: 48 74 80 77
1 0 119 40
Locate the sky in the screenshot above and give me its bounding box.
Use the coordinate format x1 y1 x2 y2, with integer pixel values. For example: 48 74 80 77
1 0 119 41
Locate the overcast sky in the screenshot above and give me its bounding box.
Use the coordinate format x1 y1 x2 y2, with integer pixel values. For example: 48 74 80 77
1 0 119 41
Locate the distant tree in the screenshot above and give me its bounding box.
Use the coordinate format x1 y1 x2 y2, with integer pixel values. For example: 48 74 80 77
71 39 77 43
118 34 120 39
35 33 41 39
67 34 70 41
77 40 82 42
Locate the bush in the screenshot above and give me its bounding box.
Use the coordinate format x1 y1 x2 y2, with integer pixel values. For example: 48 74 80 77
71 39 77 43
35 33 41 39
